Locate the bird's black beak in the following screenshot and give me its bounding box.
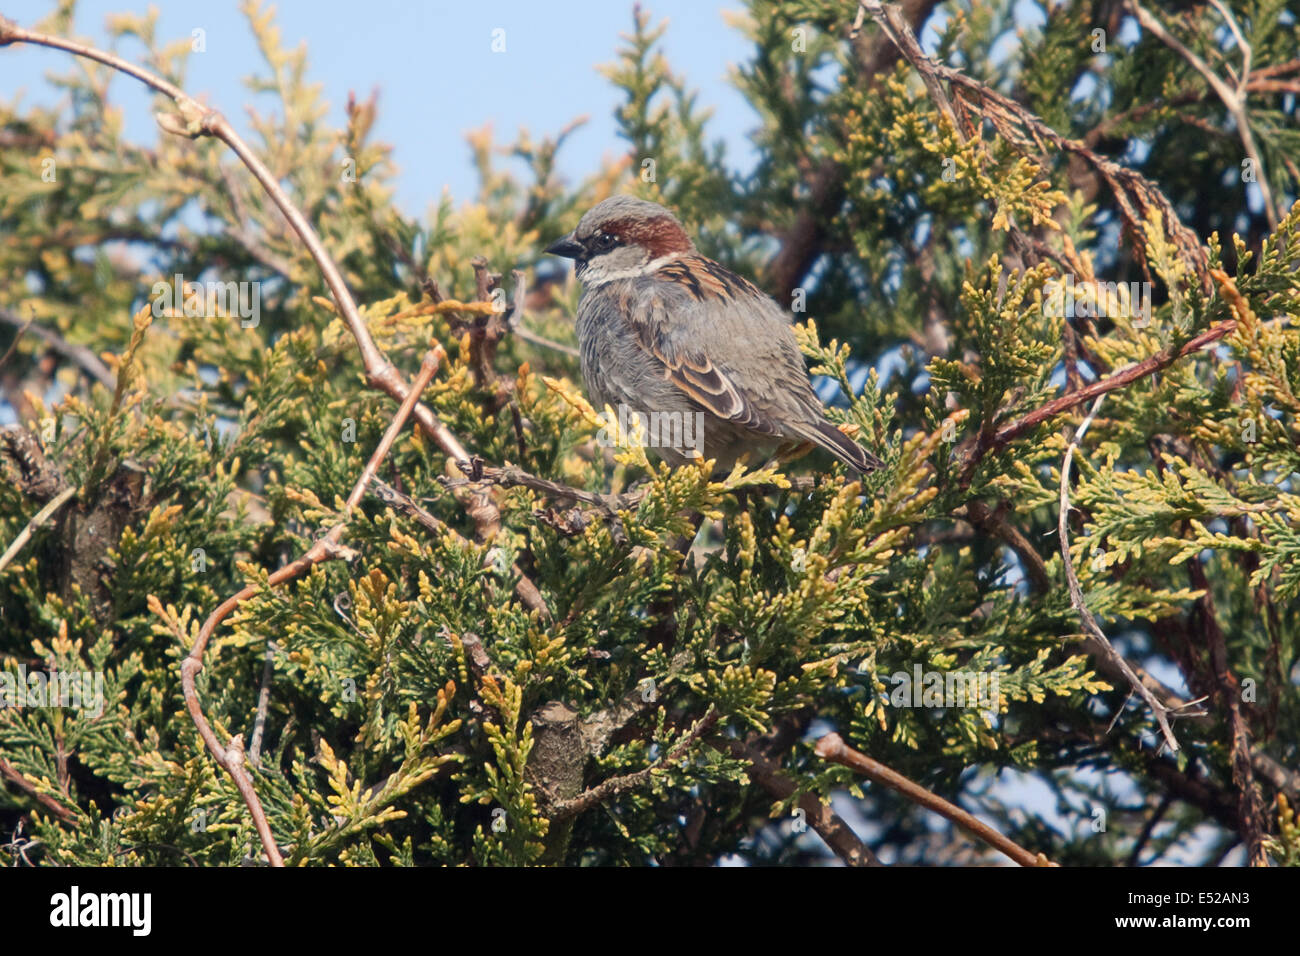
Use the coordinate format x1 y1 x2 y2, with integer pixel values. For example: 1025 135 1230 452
545 233 583 259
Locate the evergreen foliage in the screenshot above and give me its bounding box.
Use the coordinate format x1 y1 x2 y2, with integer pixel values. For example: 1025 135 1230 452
1 0 1297 866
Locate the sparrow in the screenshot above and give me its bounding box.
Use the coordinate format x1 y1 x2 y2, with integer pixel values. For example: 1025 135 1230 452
545 195 883 475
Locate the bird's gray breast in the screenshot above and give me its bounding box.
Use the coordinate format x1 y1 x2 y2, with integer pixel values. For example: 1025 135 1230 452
575 282 691 418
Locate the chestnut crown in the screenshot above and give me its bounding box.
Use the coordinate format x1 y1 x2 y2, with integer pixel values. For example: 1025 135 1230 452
545 196 694 282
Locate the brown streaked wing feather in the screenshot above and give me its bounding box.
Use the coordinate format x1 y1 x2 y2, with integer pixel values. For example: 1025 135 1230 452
626 257 791 437
627 262 881 473
654 256 763 303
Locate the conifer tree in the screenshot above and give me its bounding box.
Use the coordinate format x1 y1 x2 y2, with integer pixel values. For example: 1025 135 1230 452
1 0 1297 866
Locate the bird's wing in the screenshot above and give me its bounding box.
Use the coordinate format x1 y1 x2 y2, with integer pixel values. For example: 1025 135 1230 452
624 256 882 473
625 256 810 438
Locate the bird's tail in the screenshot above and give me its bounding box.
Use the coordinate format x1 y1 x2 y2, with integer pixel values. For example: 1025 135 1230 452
792 420 883 475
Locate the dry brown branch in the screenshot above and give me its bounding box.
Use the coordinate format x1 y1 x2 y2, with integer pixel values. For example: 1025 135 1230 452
1058 394 1182 753
960 319 1238 477
1127 0 1278 231
448 460 645 514
0 310 32 373
857 1 1211 291
815 732 1055 866
724 737 881 866
167 347 443 866
0 756 79 824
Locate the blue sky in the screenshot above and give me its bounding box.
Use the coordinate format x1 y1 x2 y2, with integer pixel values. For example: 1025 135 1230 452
1 0 760 215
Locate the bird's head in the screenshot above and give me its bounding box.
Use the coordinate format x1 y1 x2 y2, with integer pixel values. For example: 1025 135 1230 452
545 196 694 286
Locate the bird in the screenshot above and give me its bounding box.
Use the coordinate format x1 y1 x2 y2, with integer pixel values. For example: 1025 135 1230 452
545 195 883 476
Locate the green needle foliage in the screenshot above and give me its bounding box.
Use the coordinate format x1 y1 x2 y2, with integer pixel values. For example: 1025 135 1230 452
0 0 1297 867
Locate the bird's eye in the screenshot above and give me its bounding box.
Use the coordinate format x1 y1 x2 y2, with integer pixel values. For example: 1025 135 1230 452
591 232 617 252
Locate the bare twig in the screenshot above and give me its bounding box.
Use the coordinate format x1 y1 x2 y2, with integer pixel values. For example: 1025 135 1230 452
447 460 645 514
0 757 79 824
171 348 443 866
513 324 580 359
1127 793 1174 866
0 485 76 574
1058 394 1180 752
863 1 960 133
0 310 33 372
815 733 1055 866
1128 0 1278 231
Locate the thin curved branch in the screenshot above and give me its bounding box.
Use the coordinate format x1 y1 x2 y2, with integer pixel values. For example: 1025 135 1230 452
1127 0 1278 231
0 15 497 525
815 733 1055 867
1058 394 1181 753
961 319 1237 477
171 347 442 866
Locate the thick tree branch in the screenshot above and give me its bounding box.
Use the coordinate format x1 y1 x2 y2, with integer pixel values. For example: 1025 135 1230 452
549 708 719 822
726 738 881 866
